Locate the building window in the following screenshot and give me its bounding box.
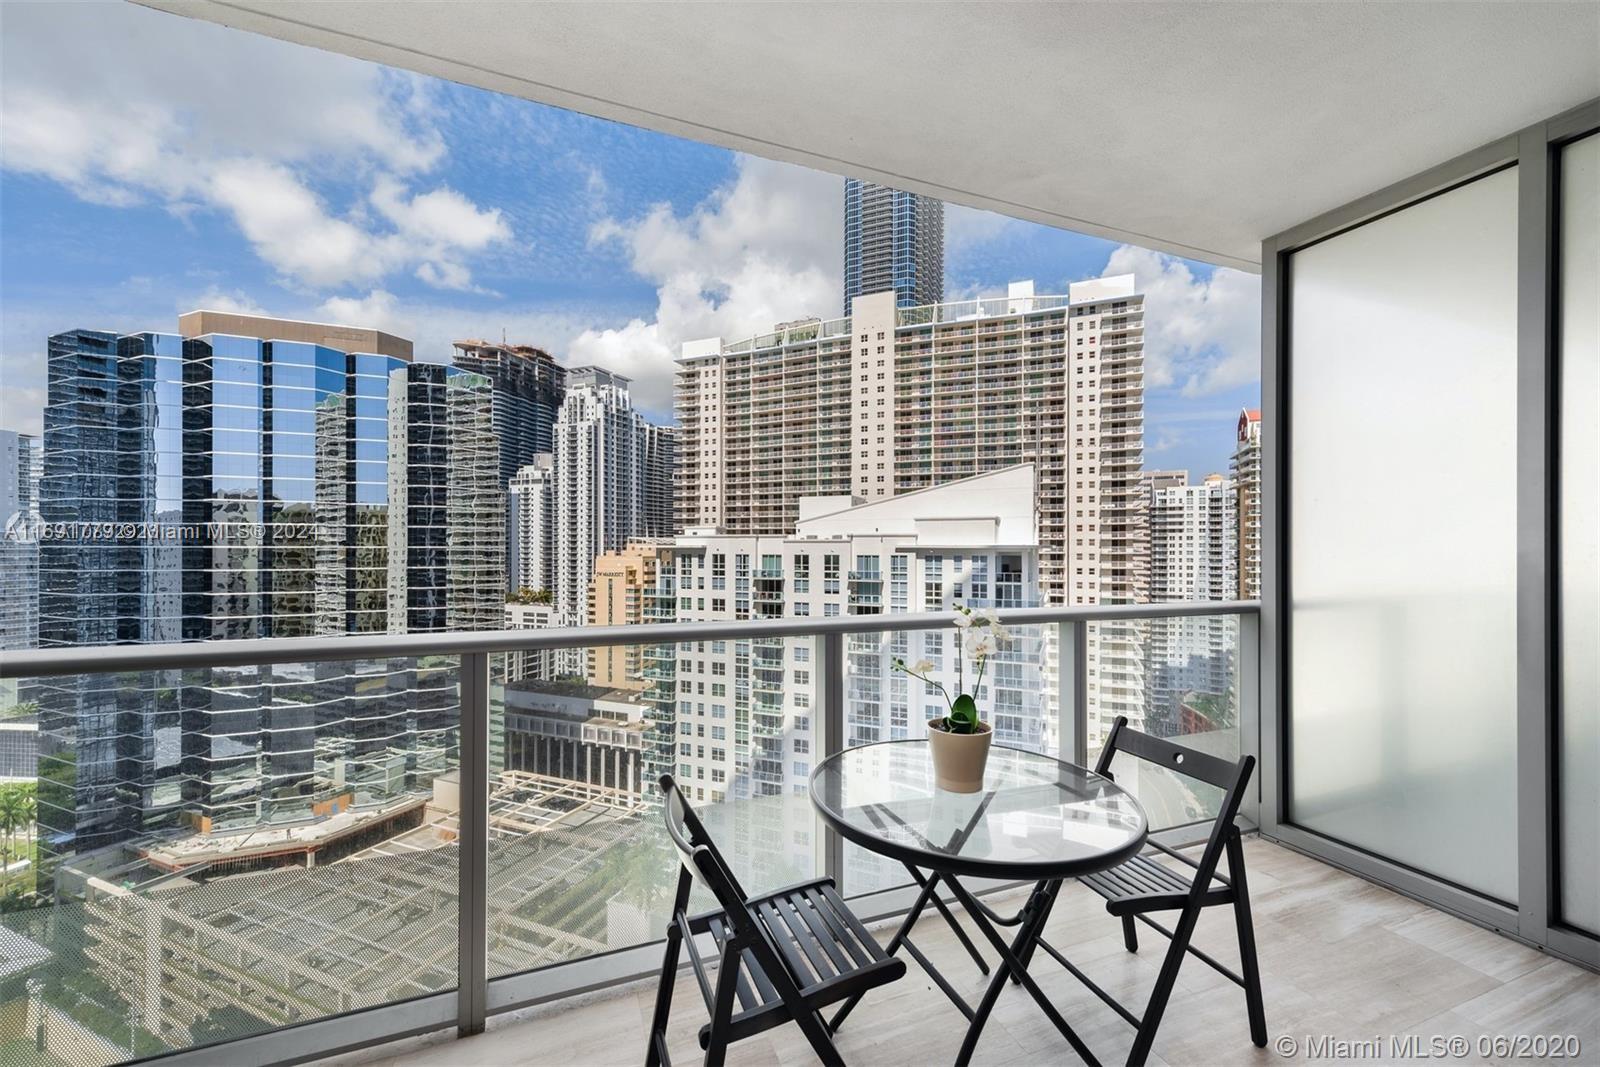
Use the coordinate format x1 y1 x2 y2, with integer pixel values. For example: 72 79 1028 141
924 555 944 609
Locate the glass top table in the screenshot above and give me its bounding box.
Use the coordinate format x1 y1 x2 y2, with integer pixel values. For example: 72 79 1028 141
810 740 1148 881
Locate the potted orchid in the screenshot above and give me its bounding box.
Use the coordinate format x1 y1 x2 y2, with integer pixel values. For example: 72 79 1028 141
892 605 1011 792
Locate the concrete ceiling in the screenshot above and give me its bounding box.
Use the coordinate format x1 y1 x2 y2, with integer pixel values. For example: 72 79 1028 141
140 1 1600 271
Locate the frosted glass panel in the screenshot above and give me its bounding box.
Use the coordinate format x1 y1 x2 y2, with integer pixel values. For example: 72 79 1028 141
1289 168 1519 902
1559 132 1599 935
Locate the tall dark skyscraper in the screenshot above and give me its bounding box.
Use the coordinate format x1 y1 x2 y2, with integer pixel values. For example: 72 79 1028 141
842 179 945 315
34 321 502 870
0 428 42 665
450 339 567 486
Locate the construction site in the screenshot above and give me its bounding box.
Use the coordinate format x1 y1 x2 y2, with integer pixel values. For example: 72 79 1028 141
0 770 664 1063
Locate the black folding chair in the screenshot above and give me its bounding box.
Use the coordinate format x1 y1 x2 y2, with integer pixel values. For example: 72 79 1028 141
645 775 906 1067
1053 715 1267 1066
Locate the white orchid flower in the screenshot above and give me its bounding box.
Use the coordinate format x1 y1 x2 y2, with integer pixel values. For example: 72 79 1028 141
964 631 997 660
952 611 974 629
974 607 1010 643
911 658 935 674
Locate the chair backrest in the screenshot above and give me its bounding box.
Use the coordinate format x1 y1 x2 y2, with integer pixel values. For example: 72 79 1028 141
658 773 756 919
657 776 837 1027
1093 715 1255 891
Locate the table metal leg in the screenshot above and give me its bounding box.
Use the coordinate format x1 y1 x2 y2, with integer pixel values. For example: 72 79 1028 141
828 865 938 1032
945 876 1101 1067
829 861 992 1034
832 864 1102 1065
904 863 991 977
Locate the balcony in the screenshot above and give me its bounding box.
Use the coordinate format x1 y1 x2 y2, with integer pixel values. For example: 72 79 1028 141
3 600 1593 1067
4 2 1598 1065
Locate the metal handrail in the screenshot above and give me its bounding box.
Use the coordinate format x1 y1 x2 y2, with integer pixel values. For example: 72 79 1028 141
0 601 1258 678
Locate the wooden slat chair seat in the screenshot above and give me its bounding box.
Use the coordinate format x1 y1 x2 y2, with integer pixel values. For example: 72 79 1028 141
681 880 903 1049
1079 851 1232 915
645 775 906 1067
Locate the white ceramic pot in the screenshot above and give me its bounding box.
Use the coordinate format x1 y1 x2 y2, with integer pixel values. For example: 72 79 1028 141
926 720 993 793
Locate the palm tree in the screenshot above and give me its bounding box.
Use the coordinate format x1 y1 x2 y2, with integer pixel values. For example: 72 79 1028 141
0 700 38 721
0 786 22 880
14 789 34 863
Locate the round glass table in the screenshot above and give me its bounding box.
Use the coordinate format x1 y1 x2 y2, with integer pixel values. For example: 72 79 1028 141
809 740 1149 1066
810 739 1148 881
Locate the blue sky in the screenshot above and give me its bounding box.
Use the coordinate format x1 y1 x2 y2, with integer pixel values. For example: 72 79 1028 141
0 1 1259 478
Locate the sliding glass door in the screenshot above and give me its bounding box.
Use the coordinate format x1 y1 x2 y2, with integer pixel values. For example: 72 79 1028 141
1285 168 1520 901
1558 131 1598 937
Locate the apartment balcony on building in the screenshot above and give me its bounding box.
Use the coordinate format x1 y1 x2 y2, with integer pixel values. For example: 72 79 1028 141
0 5 1596 1067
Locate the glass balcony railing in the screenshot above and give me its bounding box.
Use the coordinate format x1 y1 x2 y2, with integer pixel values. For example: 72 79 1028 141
0 601 1257 1066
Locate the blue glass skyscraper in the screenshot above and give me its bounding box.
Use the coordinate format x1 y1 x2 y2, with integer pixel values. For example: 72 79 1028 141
35 325 501 871
843 179 945 315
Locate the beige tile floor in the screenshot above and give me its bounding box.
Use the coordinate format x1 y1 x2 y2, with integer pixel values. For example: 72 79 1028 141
317 840 1599 1067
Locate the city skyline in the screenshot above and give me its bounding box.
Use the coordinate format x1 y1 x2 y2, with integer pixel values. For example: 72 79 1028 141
0 1 1259 480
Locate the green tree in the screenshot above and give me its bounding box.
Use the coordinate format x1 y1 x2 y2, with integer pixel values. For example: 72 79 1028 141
0 784 28 880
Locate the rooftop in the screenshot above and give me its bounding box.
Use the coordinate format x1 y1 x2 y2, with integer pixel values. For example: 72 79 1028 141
680 276 1145 361
177 309 414 361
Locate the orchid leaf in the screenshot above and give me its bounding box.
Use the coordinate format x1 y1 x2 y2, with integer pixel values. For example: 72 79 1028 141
946 693 979 734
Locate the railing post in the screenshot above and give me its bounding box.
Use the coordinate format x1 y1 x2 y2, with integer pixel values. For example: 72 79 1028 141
819 631 845 886
1074 621 1090 768
458 651 490 1036
1238 612 1261 825
1054 621 1076 765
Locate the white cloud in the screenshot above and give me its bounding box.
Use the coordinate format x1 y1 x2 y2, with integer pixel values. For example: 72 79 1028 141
0 2 504 292
1147 430 1185 456
207 161 382 289
1102 245 1260 395
0 89 176 206
945 204 1023 256
572 155 843 413
415 261 474 291
189 287 268 317
318 290 406 336
371 177 509 251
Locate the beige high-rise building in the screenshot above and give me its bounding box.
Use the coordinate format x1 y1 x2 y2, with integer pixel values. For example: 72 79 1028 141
676 277 1146 606
1147 471 1238 737
586 541 670 690
1231 408 1263 600
675 274 1148 744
